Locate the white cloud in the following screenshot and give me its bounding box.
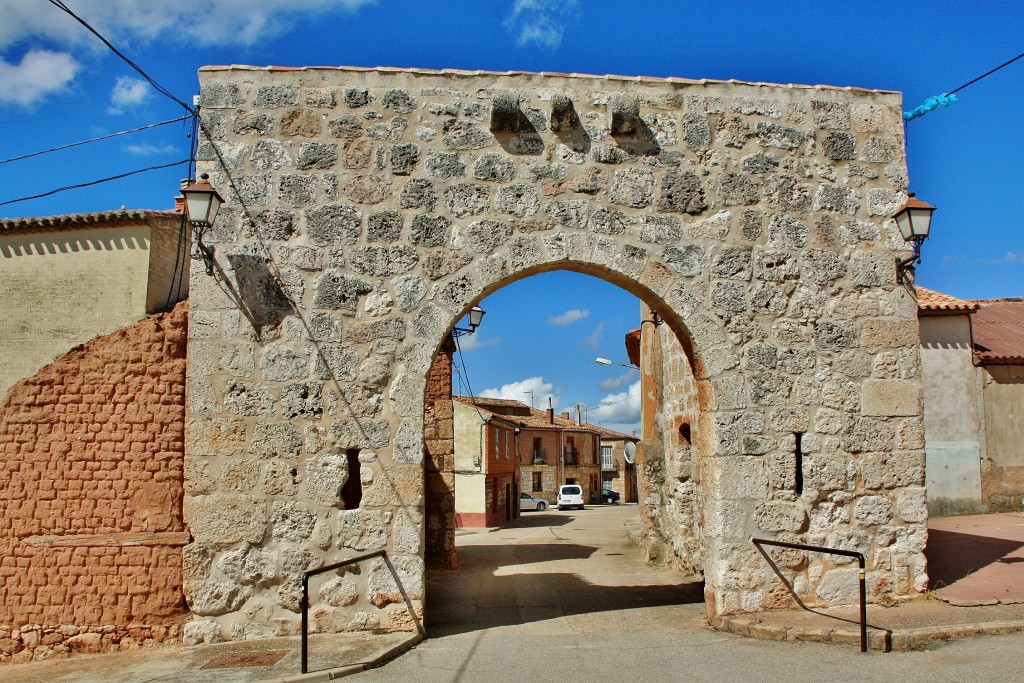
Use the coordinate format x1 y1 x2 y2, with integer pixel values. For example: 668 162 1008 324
598 369 638 392
504 0 578 49
590 381 640 424
995 251 1023 264
109 76 149 113
0 49 79 106
549 308 589 326
0 0 378 50
480 376 559 410
578 322 604 350
456 334 502 352
124 142 178 156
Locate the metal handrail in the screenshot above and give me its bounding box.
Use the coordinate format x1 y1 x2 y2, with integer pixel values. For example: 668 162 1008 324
301 549 425 674
751 537 868 652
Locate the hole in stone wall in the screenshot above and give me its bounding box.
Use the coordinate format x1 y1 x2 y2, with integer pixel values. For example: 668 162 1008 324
341 449 362 509
794 432 804 496
679 423 691 445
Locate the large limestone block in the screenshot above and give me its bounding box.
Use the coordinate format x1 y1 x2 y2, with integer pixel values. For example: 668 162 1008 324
185 494 268 544
860 379 920 416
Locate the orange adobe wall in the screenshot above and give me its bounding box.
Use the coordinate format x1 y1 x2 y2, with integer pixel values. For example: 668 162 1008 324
0 301 189 663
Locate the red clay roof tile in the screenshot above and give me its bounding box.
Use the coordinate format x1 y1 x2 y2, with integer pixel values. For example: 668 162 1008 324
916 286 979 312
973 299 1024 364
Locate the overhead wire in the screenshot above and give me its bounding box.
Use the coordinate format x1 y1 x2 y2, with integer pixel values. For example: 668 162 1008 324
948 49 1024 95
0 159 192 208
904 49 1024 121
453 335 491 424
162 114 201 312
162 209 190 312
0 116 191 166
46 0 194 115
1 4 198 209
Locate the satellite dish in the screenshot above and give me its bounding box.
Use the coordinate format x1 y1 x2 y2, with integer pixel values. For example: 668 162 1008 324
624 442 637 464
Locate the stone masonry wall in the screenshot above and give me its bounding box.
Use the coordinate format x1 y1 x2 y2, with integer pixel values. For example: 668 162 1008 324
0 302 188 663
188 65 927 637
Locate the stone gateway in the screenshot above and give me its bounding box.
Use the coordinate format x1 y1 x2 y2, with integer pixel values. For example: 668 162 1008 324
185 65 926 642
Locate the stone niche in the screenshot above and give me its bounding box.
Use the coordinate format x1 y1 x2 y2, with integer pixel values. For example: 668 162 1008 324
186 65 927 641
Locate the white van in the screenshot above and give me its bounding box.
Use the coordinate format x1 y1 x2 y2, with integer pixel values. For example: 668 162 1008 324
557 484 585 511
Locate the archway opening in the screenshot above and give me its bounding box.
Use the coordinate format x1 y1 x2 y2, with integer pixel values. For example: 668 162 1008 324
421 265 709 633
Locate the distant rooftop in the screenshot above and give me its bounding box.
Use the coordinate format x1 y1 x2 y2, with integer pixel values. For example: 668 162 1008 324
453 396 637 440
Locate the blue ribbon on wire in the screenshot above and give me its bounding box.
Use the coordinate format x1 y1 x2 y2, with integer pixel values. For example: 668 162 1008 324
903 93 958 121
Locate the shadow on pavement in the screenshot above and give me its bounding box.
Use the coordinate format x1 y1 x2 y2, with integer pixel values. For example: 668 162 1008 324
925 529 1024 589
425 541 704 637
502 512 574 528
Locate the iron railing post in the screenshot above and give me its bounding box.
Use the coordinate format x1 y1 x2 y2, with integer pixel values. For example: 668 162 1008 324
858 557 867 653
751 537 869 652
299 549 425 674
301 571 309 674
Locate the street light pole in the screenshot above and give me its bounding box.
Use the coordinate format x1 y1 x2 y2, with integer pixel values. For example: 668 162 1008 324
594 357 638 370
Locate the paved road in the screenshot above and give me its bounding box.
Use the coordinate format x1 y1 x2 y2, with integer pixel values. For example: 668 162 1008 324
349 504 1024 683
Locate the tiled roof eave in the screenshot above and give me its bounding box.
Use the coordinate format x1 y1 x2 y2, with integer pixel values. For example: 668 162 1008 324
1 209 180 233
977 353 1024 365
915 286 979 312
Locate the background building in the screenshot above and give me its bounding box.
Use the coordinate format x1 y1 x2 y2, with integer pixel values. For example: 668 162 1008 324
452 397 521 527
454 396 637 514
919 287 1024 515
0 209 188 399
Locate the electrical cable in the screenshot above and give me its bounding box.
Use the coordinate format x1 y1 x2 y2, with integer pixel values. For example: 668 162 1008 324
46 0 194 115
904 49 1024 121
948 50 1024 95
162 209 189 313
0 159 191 208
163 115 201 311
453 335 492 425
4 4 199 209
0 116 191 166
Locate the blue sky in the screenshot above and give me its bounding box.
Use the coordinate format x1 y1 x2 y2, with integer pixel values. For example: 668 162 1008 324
1 0 1022 432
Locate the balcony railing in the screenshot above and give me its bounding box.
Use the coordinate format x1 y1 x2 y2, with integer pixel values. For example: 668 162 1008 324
563 449 579 466
600 458 618 472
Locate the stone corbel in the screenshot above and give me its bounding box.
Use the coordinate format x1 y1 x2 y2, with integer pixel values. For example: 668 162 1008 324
490 90 530 133
609 95 640 135
549 93 579 132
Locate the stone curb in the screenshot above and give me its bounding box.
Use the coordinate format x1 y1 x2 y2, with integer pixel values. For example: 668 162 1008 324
265 633 423 682
712 614 1024 651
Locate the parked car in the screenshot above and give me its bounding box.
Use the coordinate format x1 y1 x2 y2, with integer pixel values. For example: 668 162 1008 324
520 492 548 511
557 484 585 510
601 489 621 504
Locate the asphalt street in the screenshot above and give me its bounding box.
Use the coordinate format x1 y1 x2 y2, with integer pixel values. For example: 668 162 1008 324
349 504 1024 683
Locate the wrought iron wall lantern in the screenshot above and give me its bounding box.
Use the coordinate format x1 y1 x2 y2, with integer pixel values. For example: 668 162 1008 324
893 192 936 285
181 173 223 276
451 305 486 338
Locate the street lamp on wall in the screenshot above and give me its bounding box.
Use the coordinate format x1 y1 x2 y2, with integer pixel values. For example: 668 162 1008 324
451 305 486 338
181 173 224 276
893 192 936 285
